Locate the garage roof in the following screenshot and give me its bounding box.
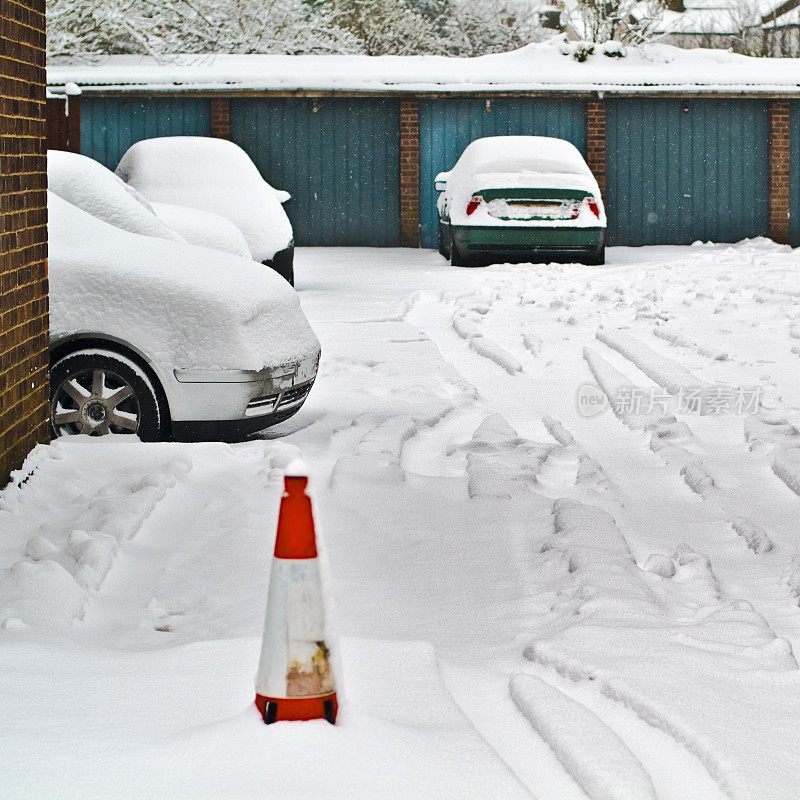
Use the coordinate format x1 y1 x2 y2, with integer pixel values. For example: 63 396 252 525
47 38 800 96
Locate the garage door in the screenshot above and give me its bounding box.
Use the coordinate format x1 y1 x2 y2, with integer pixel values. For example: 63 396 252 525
418 99 587 248
606 99 769 246
791 101 800 248
231 98 400 247
80 97 210 170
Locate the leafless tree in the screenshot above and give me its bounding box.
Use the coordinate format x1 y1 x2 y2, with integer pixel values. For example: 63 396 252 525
569 0 668 44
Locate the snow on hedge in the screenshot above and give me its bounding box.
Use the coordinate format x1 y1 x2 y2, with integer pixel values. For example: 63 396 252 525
48 192 318 371
116 137 293 261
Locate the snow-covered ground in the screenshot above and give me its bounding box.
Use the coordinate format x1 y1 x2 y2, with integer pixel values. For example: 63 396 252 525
3 241 800 799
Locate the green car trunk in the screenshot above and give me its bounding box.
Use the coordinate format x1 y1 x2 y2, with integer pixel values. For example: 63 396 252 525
444 187 605 265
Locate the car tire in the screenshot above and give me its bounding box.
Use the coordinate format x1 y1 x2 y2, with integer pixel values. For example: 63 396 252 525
50 349 165 441
265 244 294 286
582 245 605 266
437 222 450 258
450 240 478 268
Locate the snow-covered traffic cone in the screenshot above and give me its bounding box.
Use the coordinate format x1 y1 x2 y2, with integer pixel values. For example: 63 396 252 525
255 475 338 724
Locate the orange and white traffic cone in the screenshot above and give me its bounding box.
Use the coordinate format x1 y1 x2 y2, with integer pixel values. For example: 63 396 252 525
255 475 338 724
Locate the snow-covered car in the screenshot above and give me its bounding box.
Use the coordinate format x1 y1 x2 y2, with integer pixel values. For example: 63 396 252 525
116 137 296 284
48 191 320 441
149 201 252 259
435 136 607 267
48 150 183 243
48 150 253 259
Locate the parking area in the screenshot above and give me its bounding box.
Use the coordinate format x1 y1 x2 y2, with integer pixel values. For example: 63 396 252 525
3 244 800 799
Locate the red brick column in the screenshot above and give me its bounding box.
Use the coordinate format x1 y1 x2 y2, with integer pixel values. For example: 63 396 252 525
399 99 420 247
0 0 49 484
210 97 231 140
586 98 606 198
768 100 790 245
66 93 81 153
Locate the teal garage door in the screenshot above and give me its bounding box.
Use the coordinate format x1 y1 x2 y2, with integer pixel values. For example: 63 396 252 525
231 98 400 247
606 99 769 246
791 101 800 248
419 99 587 248
81 97 211 170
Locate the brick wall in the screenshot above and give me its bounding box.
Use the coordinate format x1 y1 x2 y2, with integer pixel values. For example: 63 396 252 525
399 99 420 247
210 97 231 140
0 0 49 484
768 100 791 245
586 99 606 198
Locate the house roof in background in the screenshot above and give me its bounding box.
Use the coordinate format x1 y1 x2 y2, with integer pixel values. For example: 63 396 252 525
47 39 800 97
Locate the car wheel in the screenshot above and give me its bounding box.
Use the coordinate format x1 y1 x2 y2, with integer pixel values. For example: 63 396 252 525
50 349 165 441
437 222 450 258
450 241 475 268
265 244 294 286
582 245 605 266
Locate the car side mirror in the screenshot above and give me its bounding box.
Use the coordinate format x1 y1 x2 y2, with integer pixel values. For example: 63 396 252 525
434 172 448 192
275 189 292 204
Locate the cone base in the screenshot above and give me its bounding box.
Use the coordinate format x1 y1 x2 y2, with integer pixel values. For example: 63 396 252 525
256 693 338 724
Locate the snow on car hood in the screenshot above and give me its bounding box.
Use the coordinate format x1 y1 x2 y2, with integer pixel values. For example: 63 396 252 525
151 202 253 259
48 192 319 372
115 137 293 261
48 150 184 243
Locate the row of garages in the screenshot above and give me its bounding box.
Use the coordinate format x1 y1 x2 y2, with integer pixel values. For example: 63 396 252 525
76 95 800 249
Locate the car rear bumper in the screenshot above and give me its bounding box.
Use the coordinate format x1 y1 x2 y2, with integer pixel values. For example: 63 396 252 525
452 225 605 258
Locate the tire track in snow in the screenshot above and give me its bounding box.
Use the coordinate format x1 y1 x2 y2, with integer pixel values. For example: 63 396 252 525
451 299 523 375
510 673 657 800
652 326 729 362
596 327 707 397
405 268 800 798
523 498 800 800
584 344 800 647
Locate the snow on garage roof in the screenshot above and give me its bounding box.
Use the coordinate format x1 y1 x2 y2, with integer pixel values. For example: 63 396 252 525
47 38 800 96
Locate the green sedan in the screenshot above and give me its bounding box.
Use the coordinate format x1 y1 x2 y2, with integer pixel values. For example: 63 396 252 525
436 136 606 267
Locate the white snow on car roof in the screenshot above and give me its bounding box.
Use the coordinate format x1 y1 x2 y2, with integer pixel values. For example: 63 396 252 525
47 38 800 95
454 136 589 177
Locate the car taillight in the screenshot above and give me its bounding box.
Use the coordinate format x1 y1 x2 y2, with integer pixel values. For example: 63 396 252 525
586 198 601 218
466 196 482 216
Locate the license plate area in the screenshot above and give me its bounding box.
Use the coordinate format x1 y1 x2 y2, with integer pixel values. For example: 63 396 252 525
487 198 579 221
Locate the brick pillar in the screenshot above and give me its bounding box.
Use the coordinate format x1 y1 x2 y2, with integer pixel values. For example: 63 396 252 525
0 0 49 484
768 100 790 245
210 98 231 140
586 98 606 197
66 93 81 153
399 99 420 247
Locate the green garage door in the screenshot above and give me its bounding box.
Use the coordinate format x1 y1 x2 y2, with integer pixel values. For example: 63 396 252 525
606 99 769 246
231 98 400 246
80 97 211 170
419 99 587 248
791 101 800 248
